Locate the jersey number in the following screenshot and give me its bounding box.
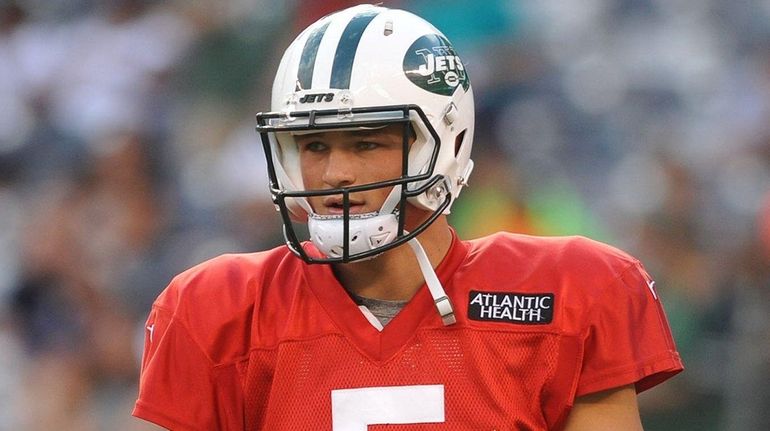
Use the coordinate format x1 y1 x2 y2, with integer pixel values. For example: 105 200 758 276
331 384 445 430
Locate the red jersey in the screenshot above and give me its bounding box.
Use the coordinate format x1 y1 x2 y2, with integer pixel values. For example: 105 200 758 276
133 232 682 430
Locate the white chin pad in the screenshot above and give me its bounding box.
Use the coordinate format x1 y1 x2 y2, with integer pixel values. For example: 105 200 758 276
308 212 398 259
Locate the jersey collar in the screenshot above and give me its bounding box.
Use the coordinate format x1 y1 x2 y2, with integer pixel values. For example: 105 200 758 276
301 228 468 362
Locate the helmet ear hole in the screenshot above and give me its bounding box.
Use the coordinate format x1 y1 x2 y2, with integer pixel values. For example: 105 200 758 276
454 129 467 156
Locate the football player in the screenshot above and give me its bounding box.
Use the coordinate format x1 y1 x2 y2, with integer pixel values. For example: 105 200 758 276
134 4 683 430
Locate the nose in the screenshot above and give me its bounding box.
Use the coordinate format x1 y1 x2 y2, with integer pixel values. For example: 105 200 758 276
321 148 356 188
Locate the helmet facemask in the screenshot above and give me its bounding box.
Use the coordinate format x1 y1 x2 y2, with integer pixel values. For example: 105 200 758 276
256 104 452 263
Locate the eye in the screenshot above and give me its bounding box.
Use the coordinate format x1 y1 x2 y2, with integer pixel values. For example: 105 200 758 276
300 141 328 153
355 141 381 151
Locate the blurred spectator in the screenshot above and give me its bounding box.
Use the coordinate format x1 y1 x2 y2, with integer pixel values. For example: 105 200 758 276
10 130 170 430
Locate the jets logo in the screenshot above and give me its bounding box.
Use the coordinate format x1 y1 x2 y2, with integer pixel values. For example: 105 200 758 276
299 93 335 103
403 34 469 96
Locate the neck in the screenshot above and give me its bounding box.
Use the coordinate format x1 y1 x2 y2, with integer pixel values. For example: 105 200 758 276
332 215 452 301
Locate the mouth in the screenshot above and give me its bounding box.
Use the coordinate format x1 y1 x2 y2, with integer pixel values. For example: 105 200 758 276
321 196 367 215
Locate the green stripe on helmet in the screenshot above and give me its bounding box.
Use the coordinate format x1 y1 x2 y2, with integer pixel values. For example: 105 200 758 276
297 21 330 90
329 10 380 89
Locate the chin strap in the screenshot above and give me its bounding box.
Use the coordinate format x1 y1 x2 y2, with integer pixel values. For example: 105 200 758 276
407 238 456 326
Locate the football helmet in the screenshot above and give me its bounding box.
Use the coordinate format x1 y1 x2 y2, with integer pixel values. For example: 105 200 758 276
256 4 474 264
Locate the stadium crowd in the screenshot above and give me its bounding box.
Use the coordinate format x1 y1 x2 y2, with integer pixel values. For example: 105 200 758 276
0 0 768 429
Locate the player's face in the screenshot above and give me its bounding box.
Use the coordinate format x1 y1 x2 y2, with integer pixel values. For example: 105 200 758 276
296 124 408 216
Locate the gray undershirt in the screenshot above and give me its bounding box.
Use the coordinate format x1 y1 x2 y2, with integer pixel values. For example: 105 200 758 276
350 293 409 327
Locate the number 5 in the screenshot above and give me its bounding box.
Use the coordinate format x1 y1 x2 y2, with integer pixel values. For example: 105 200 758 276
331 385 445 430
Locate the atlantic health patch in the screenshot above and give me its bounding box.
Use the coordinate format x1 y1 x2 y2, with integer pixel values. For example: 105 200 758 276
468 291 554 325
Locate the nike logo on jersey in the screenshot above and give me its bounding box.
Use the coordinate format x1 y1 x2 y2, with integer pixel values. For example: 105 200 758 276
146 324 155 343
468 291 554 324
647 280 658 300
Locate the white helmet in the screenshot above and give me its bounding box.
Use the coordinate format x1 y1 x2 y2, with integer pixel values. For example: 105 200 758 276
256 4 474 263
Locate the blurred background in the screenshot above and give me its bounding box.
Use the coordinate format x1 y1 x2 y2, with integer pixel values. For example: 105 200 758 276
0 0 768 429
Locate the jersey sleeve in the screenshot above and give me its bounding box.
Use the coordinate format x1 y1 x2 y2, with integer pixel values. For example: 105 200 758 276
133 297 244 430
575 261 683 397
